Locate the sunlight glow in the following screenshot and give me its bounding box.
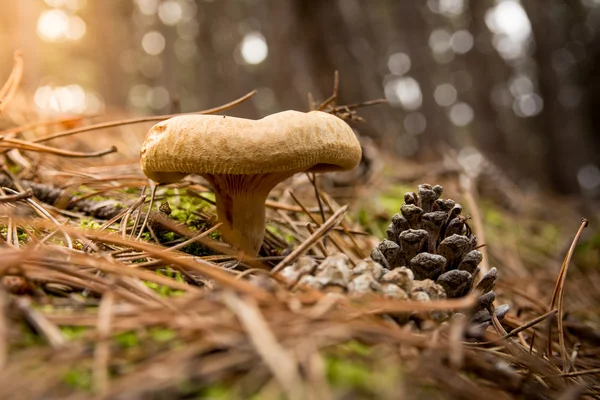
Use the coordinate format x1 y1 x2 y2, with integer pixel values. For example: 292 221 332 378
34 85 102 115
37 9 87 42
158 0 183 25
45 0 86 10
37 10 69 42
240 32 268 65
485 1 532 60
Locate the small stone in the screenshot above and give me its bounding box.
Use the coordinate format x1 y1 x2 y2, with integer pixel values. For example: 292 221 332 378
317 253 350 272
315 253 352 287
437 270 472 298
347 273 382 296
280 256 318 284
295 275 323 290
352 259 384 280
411 291 430 302
412 279 446 300
475 267 497 294
381 267 414 293
323 285 346 294
459 250 483 274
381 283 409 300
409 252 446 281
248 275 279 292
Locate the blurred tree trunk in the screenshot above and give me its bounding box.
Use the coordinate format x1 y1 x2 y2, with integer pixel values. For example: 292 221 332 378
86 2 134 110
524 1 599 193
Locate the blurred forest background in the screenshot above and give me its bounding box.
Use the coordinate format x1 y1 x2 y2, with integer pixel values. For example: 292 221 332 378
1 0 600 198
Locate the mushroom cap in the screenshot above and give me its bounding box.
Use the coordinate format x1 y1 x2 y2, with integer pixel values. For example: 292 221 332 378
140 110 362 183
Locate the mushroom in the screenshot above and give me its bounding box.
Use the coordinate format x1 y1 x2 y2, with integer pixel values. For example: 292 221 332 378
140 110 362 256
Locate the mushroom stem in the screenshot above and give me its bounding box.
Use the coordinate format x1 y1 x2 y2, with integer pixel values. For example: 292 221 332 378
213 190 268 256
205 172 294 256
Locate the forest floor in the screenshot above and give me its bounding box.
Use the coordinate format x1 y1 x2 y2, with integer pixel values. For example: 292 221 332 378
0 61 599 399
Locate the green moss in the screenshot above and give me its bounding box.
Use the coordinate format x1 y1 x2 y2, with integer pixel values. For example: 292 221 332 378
60 326 88 340
141 232 152 241
148 327 176 343
162 232 177 242
340 340 371 357
143 268 185 297
266 224 295 245
63 367 92 390
198 385 232 399
0 226 30 244
114 331 140 348
80 219 103 230
326 356 372 392
179 241 211 257
162 192 214 224
7 164 21 174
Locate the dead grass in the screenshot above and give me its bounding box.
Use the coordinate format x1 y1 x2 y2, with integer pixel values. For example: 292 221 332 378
0 59 598 399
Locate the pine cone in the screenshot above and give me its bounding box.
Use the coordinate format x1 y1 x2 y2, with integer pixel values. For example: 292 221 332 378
370 183 508 333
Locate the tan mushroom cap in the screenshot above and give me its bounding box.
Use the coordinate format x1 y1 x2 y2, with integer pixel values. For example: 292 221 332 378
140 110 362 183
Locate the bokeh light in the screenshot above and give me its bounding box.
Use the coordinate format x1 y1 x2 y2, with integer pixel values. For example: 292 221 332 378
451 30 474 54
37 9 86 43
34 84 103 115
135 0 159 16
384 76 423 110
387 52 411 76
577 164 600 191
142 31 166 55
239 32 268 65
434 83 458 107
449 102 474 126
158 0 183 26
485 1 532 60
